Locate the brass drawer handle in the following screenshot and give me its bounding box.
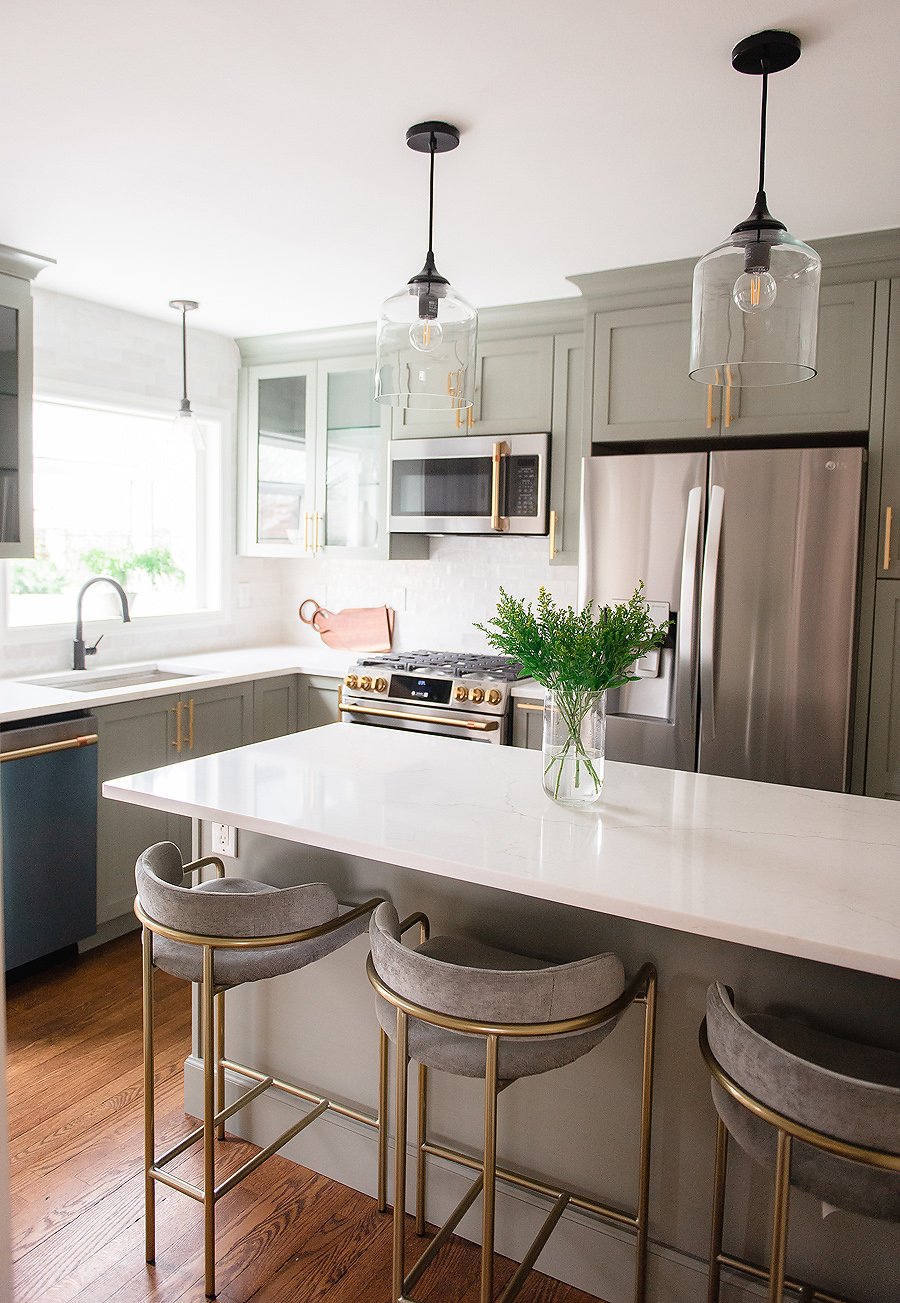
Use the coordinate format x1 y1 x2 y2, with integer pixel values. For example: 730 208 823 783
171 700 183 753
515 701 544 713
549 509 558 561
187 698 195 750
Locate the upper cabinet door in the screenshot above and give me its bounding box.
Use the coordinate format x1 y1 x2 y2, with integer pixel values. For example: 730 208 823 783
880 280 900 579
392 335 554 438
723 283 876 437
590 302 718 444
314 355 391 558
240 361 317 556
548 332 584 566
0 273 35 559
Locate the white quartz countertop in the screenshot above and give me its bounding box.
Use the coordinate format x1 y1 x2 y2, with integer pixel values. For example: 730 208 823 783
103 724 900 980
0 645 351 724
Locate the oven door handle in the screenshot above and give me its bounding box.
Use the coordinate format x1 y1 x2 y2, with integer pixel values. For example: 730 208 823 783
338 702 500 732
491 441 510 532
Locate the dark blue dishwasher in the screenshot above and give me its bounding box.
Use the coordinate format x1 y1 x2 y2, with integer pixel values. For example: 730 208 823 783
1 713 98 970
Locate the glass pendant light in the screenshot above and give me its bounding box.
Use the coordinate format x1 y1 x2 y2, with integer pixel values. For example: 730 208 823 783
375 122 477 410
690 31 821 388
169 299 206 449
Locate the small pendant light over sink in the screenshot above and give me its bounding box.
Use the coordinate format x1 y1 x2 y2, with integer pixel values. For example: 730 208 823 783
375 122 477 411
169 298 205 449
690 31 821 388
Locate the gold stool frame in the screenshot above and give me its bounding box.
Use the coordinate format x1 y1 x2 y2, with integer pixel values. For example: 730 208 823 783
367 926 657 1303
137 854 392 1299
700 1019 900 1303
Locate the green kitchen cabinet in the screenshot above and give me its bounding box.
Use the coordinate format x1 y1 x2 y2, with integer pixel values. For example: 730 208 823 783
299 674 344 731
391 335 555 439
548 332 585 566
511 699 544 750
173 681 254 760
865 580 900 799
878 279 900 579
253 675 300 742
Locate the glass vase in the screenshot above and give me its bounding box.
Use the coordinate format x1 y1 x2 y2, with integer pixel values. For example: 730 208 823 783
542 688 606 808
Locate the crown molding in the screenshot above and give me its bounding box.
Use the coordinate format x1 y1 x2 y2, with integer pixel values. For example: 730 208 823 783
0 242 55 282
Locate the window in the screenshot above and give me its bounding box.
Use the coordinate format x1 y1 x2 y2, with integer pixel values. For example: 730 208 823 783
6 398 223 627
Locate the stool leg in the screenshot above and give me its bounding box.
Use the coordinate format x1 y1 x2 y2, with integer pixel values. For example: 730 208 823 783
634 968 657 1303
393 1010 410 1303
768 1131 792 1303
377 1027 390 1214
480 1035 499 1303
141 927 156 1265
202 946 217 1298
215 989 226 1141
706 1116 729 1303
415 1063 428 1235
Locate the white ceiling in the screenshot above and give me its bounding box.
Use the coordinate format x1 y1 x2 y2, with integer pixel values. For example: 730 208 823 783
3 0 898 339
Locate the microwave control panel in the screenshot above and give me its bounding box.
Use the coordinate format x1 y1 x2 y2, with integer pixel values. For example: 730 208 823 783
507 455 539 517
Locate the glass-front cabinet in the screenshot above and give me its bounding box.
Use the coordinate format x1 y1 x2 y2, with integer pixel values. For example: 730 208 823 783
0 274 35 558
240 353 425 559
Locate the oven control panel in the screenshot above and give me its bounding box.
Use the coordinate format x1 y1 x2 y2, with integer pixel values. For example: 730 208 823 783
343 671 510 714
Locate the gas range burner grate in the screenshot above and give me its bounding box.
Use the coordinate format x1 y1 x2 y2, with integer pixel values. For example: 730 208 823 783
355 650 524 680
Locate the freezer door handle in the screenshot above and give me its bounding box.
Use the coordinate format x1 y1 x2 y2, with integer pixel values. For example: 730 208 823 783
677 486 703 734
699 484 725 742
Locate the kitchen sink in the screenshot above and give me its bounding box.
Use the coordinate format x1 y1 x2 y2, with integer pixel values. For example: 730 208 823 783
19 666 203 693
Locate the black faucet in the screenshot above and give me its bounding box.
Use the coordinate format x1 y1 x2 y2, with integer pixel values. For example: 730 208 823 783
73 577 131 670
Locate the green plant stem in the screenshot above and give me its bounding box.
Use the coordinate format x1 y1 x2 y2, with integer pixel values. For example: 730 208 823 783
543 688 603 798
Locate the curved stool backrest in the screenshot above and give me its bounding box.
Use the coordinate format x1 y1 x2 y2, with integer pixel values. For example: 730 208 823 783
706 982 900 1154
135 841 339 942
370 902 624 1027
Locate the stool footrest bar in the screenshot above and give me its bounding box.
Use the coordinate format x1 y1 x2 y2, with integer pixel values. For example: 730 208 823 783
403 1173 484 1296
421 1141 637 1230
718 1252 848 1303
221 1057 379 1130
155 1123 204 1168
214 1074 273 1128
215 1099 329 1200
498 1193 570 1303
150 1167 204 1201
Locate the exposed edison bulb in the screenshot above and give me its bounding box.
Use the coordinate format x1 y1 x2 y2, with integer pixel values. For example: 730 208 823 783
408 318 443 353
733 269 778 314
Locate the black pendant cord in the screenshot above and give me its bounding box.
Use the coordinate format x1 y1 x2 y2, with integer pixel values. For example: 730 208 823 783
757 67 769 203
426 132 436 270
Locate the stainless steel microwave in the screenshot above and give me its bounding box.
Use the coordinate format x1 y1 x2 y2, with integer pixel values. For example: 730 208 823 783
389 432 549 535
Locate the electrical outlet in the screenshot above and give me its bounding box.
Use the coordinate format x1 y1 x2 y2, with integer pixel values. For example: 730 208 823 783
211 823 238 858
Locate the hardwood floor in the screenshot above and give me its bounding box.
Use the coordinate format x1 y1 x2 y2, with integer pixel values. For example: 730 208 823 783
6 933 604 1302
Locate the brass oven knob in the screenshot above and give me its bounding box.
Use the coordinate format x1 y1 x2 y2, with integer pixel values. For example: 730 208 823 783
487 689 502 705
375 677 388 693
471 687 485 704
346 674 359 688
360 676 372 690
455 686 469 701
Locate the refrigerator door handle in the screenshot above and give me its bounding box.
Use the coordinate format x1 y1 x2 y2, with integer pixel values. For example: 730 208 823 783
699 484 725 742
676 486 703 732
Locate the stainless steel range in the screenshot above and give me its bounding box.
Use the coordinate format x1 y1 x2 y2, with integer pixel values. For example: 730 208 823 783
338 651 525 744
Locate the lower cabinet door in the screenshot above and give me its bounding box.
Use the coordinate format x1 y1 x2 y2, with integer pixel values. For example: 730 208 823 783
95 695 190 927
511 699 544 750
299 675 343 730
253 675 300 742
866 580 900 798
180 682 254 759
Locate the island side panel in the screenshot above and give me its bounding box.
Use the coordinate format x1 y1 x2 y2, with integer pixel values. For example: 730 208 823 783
184 828 900 1303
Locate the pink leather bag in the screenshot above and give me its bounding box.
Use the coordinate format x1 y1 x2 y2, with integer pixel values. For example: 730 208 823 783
299 598 394 652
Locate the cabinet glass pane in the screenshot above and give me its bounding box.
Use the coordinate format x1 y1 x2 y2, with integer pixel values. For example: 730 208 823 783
256 375 307 544
0 305 20 544
323 369 381 549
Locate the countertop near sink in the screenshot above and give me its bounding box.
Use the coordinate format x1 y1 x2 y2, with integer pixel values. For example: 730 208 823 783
0 645 354 725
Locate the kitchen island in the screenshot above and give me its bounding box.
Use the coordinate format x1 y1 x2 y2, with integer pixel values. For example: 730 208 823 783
104 726 900 1303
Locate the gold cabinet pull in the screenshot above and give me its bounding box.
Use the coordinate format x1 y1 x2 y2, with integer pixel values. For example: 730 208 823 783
515 700 544 713
724 381 732 429
171 700 183 753
885 506 894 572
187 698 195 750
549 509 558 561
706 384 714 430
490 441 510 532
314 512 322 552
455 408 463 429
303 511 311 552
467 406 474 429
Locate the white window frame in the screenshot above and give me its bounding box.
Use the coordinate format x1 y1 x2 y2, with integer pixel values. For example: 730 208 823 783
0 379 234 648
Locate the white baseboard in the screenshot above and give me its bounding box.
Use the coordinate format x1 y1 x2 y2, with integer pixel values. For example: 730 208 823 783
182 1057 761 1303
78 912 140 952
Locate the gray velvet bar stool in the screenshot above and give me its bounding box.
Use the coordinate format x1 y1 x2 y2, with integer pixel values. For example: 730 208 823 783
135 841 389 1299
700 982 900 1303
367 902 658 1303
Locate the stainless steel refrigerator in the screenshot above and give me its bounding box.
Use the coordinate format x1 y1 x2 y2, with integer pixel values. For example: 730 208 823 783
578 445 863 791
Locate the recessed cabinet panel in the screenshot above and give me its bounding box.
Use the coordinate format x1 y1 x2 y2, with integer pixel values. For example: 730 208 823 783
549 332 584 565
511 699 543 749
253 675 299 742
865 581 900 799
878 279 900 579
0 275 35 558
593 304 715 442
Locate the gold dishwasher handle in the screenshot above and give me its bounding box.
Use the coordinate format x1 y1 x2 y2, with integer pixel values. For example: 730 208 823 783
0 734 98 764
339 702 499 732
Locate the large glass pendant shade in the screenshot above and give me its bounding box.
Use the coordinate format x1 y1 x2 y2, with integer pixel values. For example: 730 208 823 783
375 277 477 409
690 226 821 387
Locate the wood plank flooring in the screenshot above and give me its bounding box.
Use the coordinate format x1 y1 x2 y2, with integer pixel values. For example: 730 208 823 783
6 933 605 1303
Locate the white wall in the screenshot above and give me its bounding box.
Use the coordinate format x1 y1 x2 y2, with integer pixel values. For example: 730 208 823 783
0 290 289 678
283 535 578 651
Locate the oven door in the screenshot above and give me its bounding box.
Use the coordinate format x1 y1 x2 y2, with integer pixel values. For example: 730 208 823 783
389 432 548 535
339 696 506 744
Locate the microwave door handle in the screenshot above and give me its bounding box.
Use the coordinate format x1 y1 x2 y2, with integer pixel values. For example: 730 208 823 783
491 441 510 532
699 484 725 742
676 486 703 733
